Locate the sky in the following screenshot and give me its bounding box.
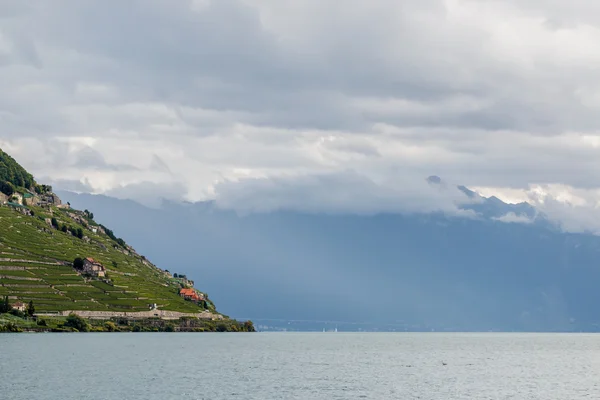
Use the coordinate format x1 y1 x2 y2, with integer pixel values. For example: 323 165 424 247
2 0 600 230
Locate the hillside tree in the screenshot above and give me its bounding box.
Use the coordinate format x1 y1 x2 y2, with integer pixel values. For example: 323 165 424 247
0 181 14 196
73 257 84 271
0 296 10 313
26 301 35 317
64 313 90 332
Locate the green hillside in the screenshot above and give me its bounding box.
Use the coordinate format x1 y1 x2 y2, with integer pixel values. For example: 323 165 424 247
0 149 216 316
0 204 217 314
0 148 36 194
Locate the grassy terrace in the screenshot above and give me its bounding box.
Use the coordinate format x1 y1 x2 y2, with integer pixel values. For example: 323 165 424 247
0 204 206 314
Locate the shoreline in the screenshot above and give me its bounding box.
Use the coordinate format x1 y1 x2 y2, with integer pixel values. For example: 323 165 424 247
0 312 255 333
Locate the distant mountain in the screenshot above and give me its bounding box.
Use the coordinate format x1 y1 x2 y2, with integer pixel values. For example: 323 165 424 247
428 175 553 228
0 148 256 333
60 187 600 332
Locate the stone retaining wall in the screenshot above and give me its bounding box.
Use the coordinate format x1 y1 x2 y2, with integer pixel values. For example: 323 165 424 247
37 310 223 321
0 258 61 265
0 275 41 281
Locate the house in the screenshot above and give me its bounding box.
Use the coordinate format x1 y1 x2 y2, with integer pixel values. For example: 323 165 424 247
179 288 203 302
22 192 38 206
11 193 23 205
36 193 62 206
11 301 26 312
0 192 7 204
82 257 106 278
91 227 98 234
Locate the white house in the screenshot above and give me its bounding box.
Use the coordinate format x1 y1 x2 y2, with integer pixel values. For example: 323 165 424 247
11 193 23 205
82 257 106 278
12 301 26 312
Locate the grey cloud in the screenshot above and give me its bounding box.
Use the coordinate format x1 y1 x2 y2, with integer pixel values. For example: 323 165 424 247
1 0 598 136
492 212 534 224
150 154 172 174
320 137 381 158
73 146 137 171
106 181 188 209
3 0 600 232
41 177 94 193
213 170 475 216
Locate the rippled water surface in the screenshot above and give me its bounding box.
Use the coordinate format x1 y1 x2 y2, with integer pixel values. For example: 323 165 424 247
2 332 600 399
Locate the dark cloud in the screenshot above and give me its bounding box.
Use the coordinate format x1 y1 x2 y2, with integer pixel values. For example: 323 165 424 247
106 180 188 208
73 146 138 171
150 154 172 174
213 170 475 215
41 177 94 193
2 0 600 229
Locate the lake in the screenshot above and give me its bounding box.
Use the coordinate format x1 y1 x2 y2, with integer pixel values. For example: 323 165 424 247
1 333 599 399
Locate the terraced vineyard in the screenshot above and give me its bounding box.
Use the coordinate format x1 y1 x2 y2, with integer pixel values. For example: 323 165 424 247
0 205 210 314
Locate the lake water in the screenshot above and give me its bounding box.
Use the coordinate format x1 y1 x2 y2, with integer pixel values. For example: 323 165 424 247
2 333 600 399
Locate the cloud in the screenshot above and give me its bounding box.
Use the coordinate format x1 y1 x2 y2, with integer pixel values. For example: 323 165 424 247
471 184 600 234
73 146 137 171
106 181 188 208
40 177 94 194
213 170 477 216
492 212 534 224
1 1 600 229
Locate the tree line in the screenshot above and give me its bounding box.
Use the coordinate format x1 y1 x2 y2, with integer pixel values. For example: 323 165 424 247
0 296 35 317
0 149 35 192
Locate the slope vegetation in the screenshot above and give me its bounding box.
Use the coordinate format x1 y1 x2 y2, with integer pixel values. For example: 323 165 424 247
0 148 36 193
0 204 215 315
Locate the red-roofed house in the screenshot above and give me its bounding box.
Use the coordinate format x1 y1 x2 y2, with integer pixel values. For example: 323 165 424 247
82 257 106 278
179 288 203 302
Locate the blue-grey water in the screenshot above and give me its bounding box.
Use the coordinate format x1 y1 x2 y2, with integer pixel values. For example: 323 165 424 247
2 333 600 399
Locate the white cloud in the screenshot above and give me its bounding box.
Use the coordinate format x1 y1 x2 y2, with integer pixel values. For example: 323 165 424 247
492 212 534 225
213 170 477 216
1 1 600 229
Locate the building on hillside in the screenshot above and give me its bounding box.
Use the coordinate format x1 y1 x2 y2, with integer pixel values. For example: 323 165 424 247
11 193 23 205
179 288 203 302
22 192 38 206
0 192 7 204
7 202 31 215
37 194 52 206
82 257 106 278
11 301 26 312
36 193 62 207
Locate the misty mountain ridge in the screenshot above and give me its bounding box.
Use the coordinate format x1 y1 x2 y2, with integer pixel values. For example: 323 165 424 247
424 176 565 234
57 179 600 332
